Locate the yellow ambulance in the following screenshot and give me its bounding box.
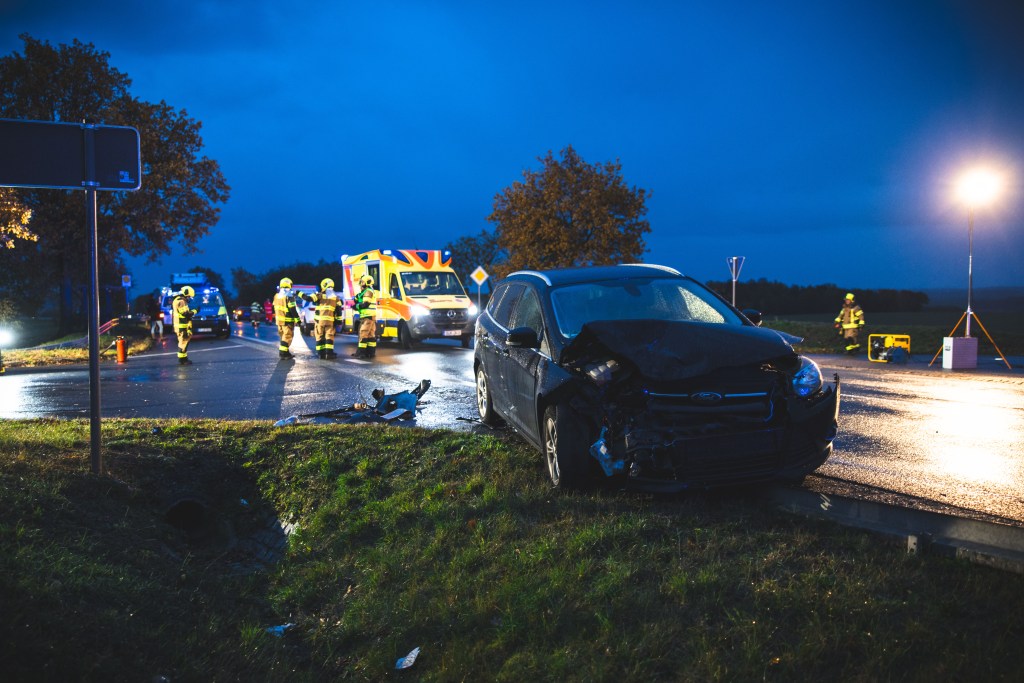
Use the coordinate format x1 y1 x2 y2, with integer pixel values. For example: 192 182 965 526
340 249 479 348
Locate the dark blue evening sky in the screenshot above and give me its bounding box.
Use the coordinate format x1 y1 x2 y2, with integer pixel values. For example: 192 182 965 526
2 0 1022 295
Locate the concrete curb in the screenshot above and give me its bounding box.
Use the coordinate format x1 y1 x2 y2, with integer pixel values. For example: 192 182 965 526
764 485 1024 574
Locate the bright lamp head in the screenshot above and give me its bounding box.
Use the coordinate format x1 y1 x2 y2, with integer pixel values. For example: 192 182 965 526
957 168 1002 208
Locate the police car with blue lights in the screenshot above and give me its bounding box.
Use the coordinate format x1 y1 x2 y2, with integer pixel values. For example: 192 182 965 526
160 273 231 338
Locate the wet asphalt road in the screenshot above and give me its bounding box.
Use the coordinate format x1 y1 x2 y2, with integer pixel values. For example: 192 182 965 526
3 324 1024 524
0 322 485 432
810 353 1024 526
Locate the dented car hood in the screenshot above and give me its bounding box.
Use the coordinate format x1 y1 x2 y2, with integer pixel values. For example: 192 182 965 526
560 319 797 382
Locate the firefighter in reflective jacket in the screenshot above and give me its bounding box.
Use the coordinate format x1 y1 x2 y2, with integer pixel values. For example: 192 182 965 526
273 277 300 360
354 274 377 359
173 286 197 365
298 278 342 359
834 292 865 355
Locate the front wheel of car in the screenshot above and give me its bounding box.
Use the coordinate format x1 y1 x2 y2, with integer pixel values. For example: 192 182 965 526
475 366 501 426
543 404 592 490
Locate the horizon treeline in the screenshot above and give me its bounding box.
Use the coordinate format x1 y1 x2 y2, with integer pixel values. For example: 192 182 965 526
705 278 930 314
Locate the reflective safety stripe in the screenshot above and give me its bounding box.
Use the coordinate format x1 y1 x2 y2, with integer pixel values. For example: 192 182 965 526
274 293 299 323
314 294 340 322
355 288 376 314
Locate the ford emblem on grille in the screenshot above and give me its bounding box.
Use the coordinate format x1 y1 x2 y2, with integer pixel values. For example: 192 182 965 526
691 391 723 404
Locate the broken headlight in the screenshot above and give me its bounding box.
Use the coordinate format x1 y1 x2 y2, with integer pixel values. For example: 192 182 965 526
584 359 620 386
791 356 823 397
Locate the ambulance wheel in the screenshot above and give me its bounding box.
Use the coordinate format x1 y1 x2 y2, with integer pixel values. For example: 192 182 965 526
398 322 415 349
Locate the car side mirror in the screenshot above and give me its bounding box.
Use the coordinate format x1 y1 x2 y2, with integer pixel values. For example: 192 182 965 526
742 309 763 327
507 326 540 349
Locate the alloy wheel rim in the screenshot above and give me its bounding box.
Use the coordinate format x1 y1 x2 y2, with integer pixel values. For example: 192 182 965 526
544 415 559 483
476 370 488 418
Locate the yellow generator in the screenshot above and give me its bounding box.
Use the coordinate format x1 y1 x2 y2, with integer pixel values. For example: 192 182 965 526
868 333 911 363
340 249 479 348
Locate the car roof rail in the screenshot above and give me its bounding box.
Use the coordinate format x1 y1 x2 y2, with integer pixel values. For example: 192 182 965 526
619 263 683 276
508 270 553 285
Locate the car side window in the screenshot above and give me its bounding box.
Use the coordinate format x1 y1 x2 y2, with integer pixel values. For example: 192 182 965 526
390 273 402 299
489 283 525 328
510 288 549 355
511 289 542 332
485 284 505 316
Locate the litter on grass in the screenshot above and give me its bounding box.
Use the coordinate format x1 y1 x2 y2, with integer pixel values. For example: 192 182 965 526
395 646 420 670
265 623 295 637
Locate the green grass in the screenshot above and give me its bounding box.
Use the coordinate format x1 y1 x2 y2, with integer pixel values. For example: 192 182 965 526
4 323 155 368
764 311 1024 356
1 419 1022 681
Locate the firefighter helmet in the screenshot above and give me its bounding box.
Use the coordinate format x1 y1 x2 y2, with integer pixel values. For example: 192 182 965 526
845 292 855 301
320 278 335 291
180 286 195 298
279 277 293 289
359 275 374 288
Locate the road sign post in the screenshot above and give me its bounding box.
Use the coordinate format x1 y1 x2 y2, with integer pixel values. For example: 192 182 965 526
470 266 490 313
0 119 141 475
726 256 745 306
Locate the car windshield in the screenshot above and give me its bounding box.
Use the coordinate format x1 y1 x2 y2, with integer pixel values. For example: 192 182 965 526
401 271 466 296
549 277 744 339
195 290 225 309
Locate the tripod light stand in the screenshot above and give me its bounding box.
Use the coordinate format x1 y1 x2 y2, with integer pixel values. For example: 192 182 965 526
929 168 1012 369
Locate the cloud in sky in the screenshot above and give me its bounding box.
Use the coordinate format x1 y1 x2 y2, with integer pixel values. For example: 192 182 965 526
2 0 1022 295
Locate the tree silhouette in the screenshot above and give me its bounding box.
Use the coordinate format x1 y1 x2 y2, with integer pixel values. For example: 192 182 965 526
488 145 650 277
0 35 230 332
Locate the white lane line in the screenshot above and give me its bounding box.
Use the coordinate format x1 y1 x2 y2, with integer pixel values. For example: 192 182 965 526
146 343 243 357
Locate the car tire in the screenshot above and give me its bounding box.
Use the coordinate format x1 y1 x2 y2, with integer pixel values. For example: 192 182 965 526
398 321 415 349
475 365 502 426
543 403 593 490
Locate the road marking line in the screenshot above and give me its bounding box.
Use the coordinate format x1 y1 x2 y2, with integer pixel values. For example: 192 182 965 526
146 343 242 357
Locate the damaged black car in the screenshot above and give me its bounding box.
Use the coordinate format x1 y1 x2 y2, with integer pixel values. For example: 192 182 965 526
473 264 840 491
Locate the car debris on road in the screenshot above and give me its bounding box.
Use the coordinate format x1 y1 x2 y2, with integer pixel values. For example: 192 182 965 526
273 379 432 426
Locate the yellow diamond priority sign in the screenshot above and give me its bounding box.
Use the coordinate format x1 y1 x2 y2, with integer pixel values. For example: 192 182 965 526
470 266 489 287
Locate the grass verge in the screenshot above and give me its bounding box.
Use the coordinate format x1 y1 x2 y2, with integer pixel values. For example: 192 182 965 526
4 324 155 368
764 314 1024 356
1 419 1022 681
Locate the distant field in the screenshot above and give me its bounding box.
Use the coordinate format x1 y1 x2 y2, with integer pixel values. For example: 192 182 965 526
763 311 1024 357
772 310 1024 336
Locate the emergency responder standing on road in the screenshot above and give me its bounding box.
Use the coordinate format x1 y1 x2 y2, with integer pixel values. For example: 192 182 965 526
173 286 197 365
298 278 342 359
834 292 865 355
250 301 261 329
147 296 164 340
273 278 300 360
354 274 377 359
263 298 273 325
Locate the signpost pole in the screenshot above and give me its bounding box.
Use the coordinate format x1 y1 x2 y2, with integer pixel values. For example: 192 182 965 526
83 123 103 475
0 118 141 477
726 256 745 307
469 266 490 313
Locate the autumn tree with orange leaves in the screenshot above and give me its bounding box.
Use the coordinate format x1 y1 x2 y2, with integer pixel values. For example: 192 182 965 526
488 145 650 277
